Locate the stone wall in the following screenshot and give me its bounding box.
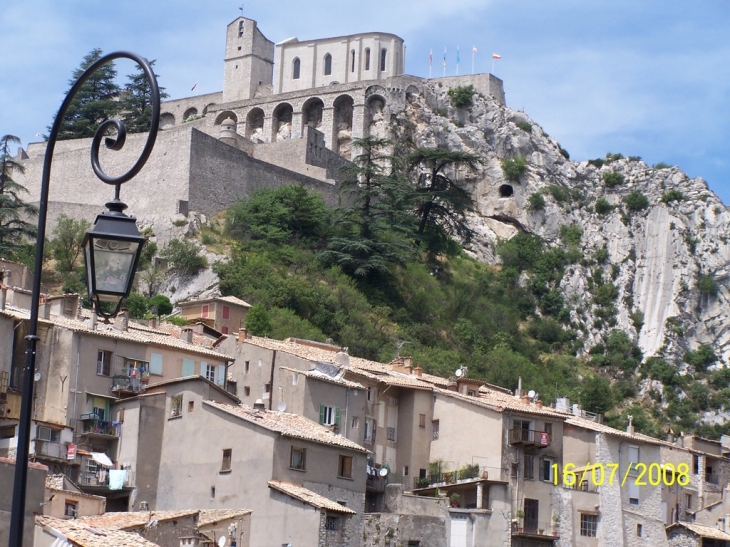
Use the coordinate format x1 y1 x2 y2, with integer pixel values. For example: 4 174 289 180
666 528 700 547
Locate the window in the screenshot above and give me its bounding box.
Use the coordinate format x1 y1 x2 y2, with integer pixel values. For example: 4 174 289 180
325 515 340 531
685 493 692 510
364 418 377 443
510 462 519 478
221 326 229 335
629 478 640 505
540 458 554 482
319 405 340 426
432 420 439 440
693 455 700 474
387 427 396 441
290 446 306 470
149 353 163 376
404 466 409 476
419 414 426 428
244 361 250 373
628 445 640 465
211 486 216 498
524 454 534 480
338 455 353 478
388 396 398 407
580 514 597 537
380 48 387 71
544 423 553 436
637 524 642 537
221 448 232 472
367 387 377 402
365 48 371 70
203 362 216 383
222 305 230 320
171 394 183 417
64 500 78 518
97 350 112 376
324 53 332 76
408 542 420 547
188 401 194 412
36 425 60 442
0 425 15 439
351 417 359 429
244 386 251 396
293 58 301 79
351 49 355 72
201 304 209 318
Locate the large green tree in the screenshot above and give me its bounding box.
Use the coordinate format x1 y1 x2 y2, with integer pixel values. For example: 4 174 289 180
0 135 38 257
49 214 91 273
52 48 122 140
321 136 415 278
120 60 169 133
406 148 480 249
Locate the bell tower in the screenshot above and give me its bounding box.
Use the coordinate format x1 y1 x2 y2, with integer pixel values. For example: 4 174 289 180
223 17 275 103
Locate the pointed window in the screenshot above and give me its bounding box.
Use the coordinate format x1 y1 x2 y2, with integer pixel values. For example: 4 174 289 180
293 58 301 80
324 54 332 76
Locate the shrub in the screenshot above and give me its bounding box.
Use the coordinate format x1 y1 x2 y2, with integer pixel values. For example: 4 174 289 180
594 197 613 215
245 303 272 336
501 156 528 182
588 158 605 168
623 191 649 211
558 146 570 160
547 185 570 203
605 152 624 162
630 310 644 331
148 294 173 316
559 225 583 248
698 275 718 296
594 246 609 264
447 85 475 108
603 171 624 188
516 121 532 133
683 344 717 372
653 162 671 169
526 192 545 212
160 238 208 277
661 190 684 203
125 293 149 319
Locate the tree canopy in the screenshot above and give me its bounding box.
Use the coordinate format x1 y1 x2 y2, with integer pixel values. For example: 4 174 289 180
0 135 38 258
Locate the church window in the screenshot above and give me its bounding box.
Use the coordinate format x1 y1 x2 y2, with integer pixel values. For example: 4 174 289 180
324 54 332 76
380 48 387 71
351 49 356 72
293 58 301 80
365 48 371 71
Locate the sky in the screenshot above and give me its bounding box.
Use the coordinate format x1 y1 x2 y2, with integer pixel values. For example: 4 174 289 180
2 1 729 202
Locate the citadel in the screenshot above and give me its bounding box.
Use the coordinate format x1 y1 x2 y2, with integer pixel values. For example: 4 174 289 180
15 16 505 232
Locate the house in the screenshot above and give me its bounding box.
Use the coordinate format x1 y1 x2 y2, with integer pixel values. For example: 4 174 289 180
0 457 47 547
43 474 106 519
666 521 730 547
177 295 251 335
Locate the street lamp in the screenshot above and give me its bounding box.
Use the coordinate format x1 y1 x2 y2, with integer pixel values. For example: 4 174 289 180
8 51 160 547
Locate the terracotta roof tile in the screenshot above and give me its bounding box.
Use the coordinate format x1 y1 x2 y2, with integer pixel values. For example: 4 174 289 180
268 480 356 514
279 366 365 390
78 509 199 529
197 509 252 527
0 456 48 470
669 522 730 541
36 516 160 547
204 401 366 452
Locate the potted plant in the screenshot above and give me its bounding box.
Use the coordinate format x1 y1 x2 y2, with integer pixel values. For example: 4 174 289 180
515 510 525 533
450 493 461 507
552 513 560 536
538 528 545 535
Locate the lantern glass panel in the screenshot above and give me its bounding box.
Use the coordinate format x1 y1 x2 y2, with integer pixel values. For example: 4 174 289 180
91 238 140 295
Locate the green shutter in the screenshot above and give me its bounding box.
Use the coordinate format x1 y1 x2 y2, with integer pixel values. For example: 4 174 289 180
319 404 326 425
335 407 341 427
182 359 195 377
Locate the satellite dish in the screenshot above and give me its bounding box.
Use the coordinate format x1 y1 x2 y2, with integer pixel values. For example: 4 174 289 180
454 368 463 378
218 536 226 547
34 372 42 382
277 401 287 412
379 467 388 477
527 390 536 398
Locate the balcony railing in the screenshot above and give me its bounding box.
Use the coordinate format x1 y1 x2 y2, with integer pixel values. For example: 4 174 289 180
79 468 135 489
111 375 143 394
78 414 120 437
509 428 551 448
513 521 559 540
34 440 71 460
367 474 388 492
413 466 507 489
705 472 720 485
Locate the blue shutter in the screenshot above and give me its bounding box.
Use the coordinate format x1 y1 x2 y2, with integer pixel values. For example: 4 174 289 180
182 359 194 377
334 407 341 427
149 353 163 375
216 365 226 386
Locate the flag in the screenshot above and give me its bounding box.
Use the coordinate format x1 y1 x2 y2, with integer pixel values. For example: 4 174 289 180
429 49 433 66
472 46 478 54
443 47 447 67
492 53 501 59
191 82 198 91
456 47 460 64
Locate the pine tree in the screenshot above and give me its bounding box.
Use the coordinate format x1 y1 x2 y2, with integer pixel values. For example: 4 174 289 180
120 60 169 134
0 135 38 258
406 148 481 249
52 48 122 140
321 137 415 278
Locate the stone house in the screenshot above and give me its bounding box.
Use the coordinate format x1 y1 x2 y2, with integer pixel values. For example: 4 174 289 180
43 474 106 520
0 457 47 547
666 521 730 547
177 295 251 335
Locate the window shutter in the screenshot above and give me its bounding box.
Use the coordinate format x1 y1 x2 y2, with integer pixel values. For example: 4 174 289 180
182 359 195 377
539 458 544 481
335 407 341 427
216 365 226 386
149 353 163 375
319 405 326 425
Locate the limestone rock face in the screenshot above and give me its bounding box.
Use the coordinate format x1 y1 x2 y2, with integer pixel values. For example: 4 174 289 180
389 82 730 365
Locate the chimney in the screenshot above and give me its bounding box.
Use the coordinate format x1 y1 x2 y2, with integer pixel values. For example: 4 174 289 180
520 395 531 404
115 309 129 331
447 380 458 392
627 414 635 435
180 328 193 344
238 328 248 342
535 400 544 408
148 316 158 329
515 376 524 397
253 399 266 411
91 312 97 330
413 366 423 377
40 300 51 320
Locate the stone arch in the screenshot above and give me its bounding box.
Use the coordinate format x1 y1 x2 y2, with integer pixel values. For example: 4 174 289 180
366 95 388 139
302 97 324 129
203 103 216 115
293 58 301 80
406 85 421 98
324 53 332 76
160 113 175 129
499 184 514 198
365 84 387 97
183 107 198 121
273 102 294 141
246 107 265 141
333 94 354 159
214 111 238 125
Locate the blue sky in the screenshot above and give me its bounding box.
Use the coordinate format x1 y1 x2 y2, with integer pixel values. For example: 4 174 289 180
2 1 729 202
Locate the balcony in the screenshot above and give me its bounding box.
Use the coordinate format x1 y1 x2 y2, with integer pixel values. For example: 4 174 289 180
413 466 507 490
512 521 559 543
110 375 144 396
79 467 135 490
78 414 120 439
34 440 76 462
366 474 388 492
509 428 551 448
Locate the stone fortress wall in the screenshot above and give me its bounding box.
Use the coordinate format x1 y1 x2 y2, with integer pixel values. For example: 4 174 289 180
15 16 505 237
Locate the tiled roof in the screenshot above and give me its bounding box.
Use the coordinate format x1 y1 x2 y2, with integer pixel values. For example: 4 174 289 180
204 401 366 452
0 456 48 470
179 295 251 308
0 306 233 361
668 522 730 541
36 516 160 547
435 386 569 419
268 480 356 514
279 366 365 390
219 295 252 308
565 415 676 447
197 509 252 527
78 509 199 529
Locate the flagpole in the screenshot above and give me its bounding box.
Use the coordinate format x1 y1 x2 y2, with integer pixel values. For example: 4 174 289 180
471 45 476 74
429 48 432 78
456 46 460 76
443 47 446 78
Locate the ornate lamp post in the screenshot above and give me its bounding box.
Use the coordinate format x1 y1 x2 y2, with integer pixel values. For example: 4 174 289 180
8 51 160 547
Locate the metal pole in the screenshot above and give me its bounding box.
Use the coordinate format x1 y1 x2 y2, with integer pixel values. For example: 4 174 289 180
8 51 159 547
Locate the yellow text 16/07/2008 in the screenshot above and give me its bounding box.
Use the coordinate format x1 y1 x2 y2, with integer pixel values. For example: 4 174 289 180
551 462 690 488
